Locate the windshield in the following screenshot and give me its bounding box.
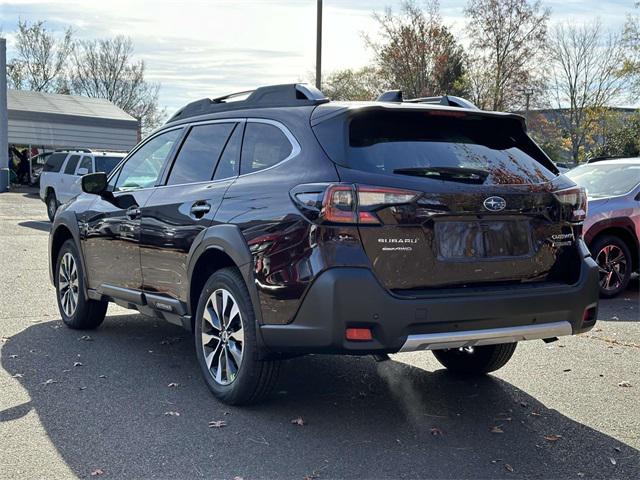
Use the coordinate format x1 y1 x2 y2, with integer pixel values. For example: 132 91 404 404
566 163 640 198
95 156 123 175
315 109 557 185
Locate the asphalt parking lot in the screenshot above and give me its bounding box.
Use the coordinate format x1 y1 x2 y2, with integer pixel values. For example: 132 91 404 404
0 188 638 479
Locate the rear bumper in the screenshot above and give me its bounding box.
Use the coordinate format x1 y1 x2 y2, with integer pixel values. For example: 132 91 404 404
259 241 600 354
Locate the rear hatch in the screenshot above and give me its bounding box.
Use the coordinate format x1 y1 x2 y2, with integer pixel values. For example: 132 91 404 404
311 106 585 292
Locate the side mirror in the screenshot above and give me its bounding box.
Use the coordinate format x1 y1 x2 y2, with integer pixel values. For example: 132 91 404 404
77 167 89 176
81 172 108 195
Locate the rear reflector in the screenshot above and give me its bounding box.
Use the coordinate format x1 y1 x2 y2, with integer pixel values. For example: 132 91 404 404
583 306 597 324
345 327 373 341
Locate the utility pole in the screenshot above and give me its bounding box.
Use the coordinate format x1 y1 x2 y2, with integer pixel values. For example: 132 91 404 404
0 38 9 193
521 88 534 126
315 0 323 90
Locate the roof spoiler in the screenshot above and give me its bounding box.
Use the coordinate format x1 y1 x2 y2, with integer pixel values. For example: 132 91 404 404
167 83 329 124
376 90 479 110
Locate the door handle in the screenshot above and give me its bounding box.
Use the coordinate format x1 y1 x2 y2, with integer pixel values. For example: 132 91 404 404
126 206 141 219
191 202 211 217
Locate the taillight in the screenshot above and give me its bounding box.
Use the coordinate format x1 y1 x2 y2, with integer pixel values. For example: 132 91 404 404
555 186 587 223
291 183 420 225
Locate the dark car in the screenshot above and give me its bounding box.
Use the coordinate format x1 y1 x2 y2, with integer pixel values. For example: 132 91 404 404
566 158 640 297
48 84 600 405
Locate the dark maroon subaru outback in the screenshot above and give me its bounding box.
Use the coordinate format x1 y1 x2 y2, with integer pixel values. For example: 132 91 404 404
48 84 600 404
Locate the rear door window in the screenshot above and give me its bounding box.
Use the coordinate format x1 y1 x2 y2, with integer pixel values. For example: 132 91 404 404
63 155 81 175
43 153 67 173
240 122 292 175
213 123 243 180
167 123 235 185
77 156 93 174
316 110 557 185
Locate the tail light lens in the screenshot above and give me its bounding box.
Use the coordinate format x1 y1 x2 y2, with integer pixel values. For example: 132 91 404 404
555 186 587 223
292 183 420 225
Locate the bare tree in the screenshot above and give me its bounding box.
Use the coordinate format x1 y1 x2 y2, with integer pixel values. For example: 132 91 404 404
547 21 629 162
71 36 164 134
465 0 549 111
365 1 467 99
7 20 73 92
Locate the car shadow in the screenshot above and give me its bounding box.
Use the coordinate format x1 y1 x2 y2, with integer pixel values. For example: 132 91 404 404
1 315 638 479
18 220 51 233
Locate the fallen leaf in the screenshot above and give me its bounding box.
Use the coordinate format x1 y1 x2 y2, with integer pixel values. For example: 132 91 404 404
610 457 617 465
291 417 306 426
74 362 83 367
12 373 23 378
577 473 585 477
618 381 632 388
168 382 180 388
164 411 180 417
9 354 18 359
98 375 107 379
429 426 443 436
544 434 562 442
208 420 227 428
43 379 58 385
505 463 514 473
79 386 87 391
614 447 621 452
79 335 93 341
611 315 619 321
530 412 542 417
490 426 504 434
90 468 104 476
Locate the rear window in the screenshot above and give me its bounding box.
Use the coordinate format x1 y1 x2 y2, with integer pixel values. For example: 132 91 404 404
95 156 122 175
42 153 68 173
315 110 557 185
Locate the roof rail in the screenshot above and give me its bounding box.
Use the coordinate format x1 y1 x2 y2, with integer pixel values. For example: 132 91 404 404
53 148 92 153
587 155 627 163
166 83 329 124
376 90 479 110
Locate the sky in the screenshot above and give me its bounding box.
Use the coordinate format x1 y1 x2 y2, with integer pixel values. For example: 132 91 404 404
0 0 635 115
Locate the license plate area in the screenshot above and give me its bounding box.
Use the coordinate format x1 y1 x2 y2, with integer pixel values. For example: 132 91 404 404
435 220 532 260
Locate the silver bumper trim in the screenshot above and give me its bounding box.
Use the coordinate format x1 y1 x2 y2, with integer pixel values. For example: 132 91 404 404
399 321 573 352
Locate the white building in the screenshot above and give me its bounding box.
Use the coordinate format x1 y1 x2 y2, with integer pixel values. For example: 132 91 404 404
7 89 139 152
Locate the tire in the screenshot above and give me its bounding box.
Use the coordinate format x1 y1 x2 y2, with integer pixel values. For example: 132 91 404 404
55 240 108 330
591 235 632 298
194 267 280 405
46 191 58 222
433 342 517 375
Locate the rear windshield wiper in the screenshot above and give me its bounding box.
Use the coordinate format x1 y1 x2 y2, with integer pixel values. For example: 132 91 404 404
393 167 489 184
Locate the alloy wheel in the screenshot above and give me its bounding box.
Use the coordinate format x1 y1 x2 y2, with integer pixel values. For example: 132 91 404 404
58 252 79 317
48 196 56 219
596 244 628 293
201 288 245 386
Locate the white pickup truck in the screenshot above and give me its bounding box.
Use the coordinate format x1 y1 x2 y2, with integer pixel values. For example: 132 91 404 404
39 150 126 221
